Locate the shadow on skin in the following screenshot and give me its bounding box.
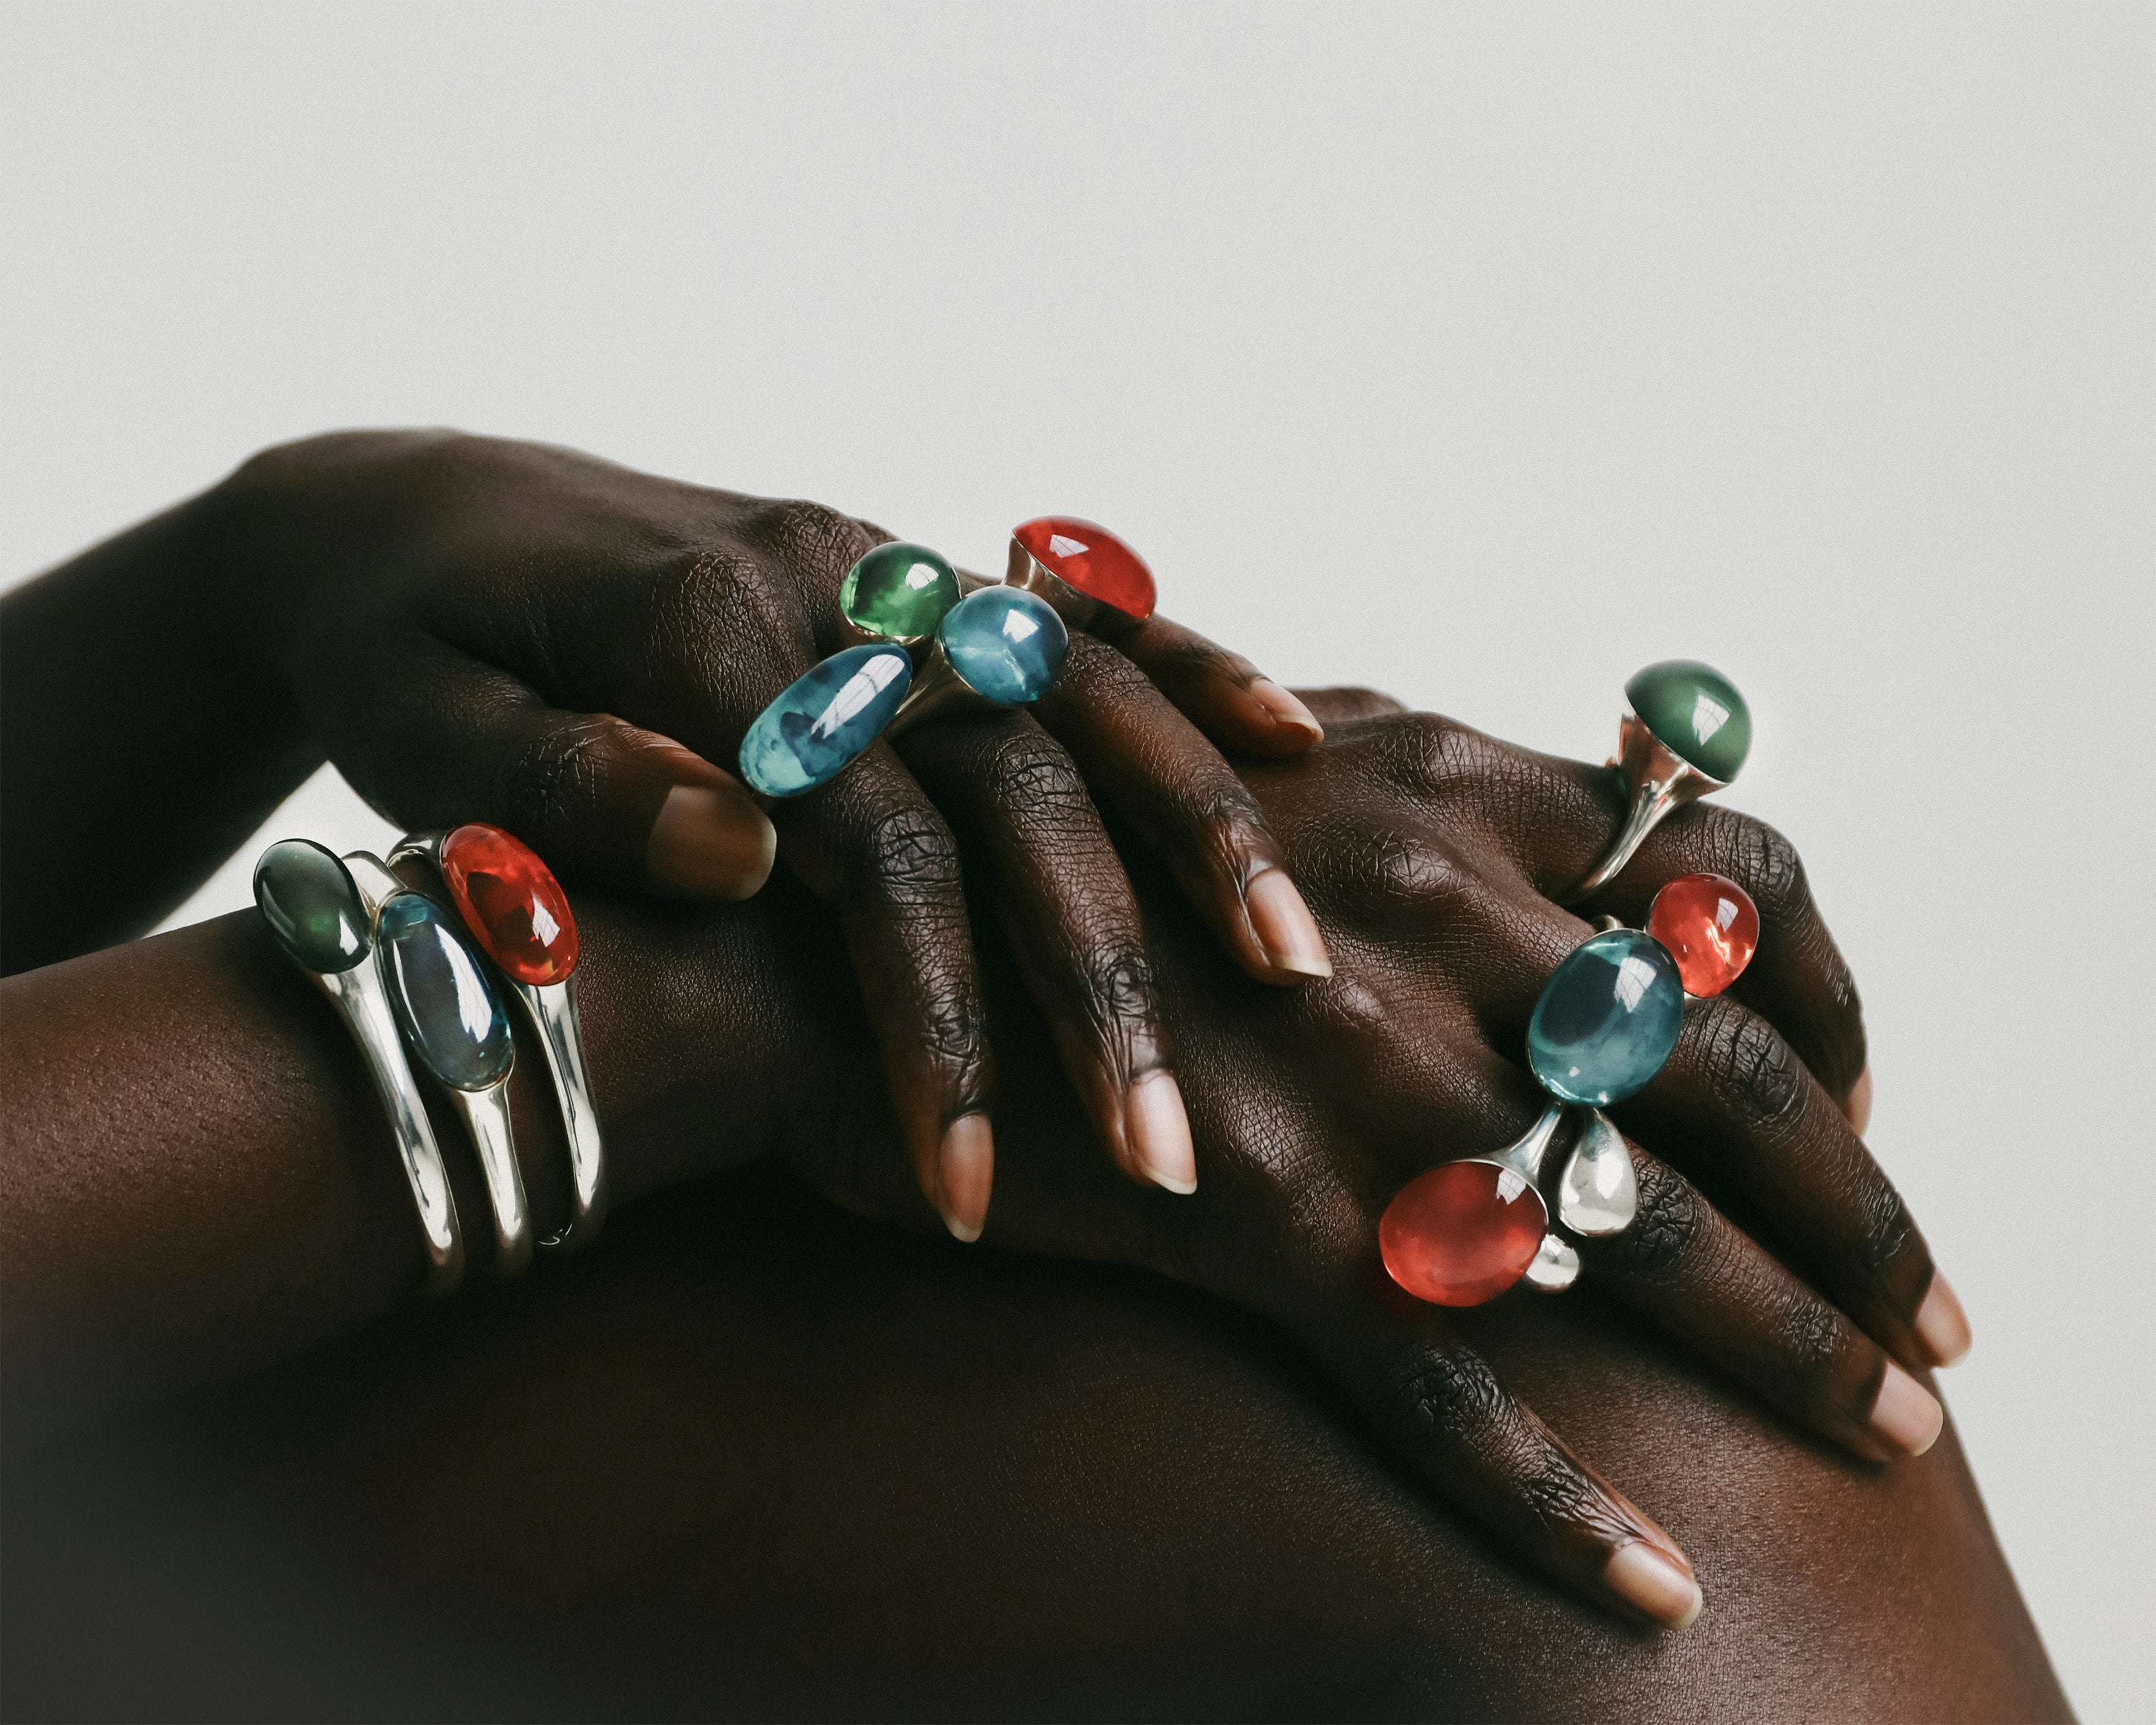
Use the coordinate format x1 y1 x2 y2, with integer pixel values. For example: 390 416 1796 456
0 1163 2062 1723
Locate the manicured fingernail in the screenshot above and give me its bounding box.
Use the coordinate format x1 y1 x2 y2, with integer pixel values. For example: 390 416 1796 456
1246 679 1323 743
1245 869 1332 979
936 1114 993 1242
647 782 777 899
1845 1065 1873 1134
1125 1070 1197 1194
1605 1539 1702 1631
1869 1360 1944 1456
1914 1271 1971 1368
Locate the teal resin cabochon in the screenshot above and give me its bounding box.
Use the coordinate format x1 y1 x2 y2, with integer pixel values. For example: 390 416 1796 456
739 644 914 797
376 892 515 1090
1625 659 1750 782
254 839 371 974
940 586 1068 705
1526 929 1686 1106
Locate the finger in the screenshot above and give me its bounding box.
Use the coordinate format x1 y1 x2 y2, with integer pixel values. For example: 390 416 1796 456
1291 685 1410 726
773 745 996 1244
899 712 1195 1194
351 635 775 897
1110 612 1326 759
1581 1132 1944 1460
1624 992 1968 1370
1033 634 1332 985
1482 747 1869 1107
1291 1278 1703 1630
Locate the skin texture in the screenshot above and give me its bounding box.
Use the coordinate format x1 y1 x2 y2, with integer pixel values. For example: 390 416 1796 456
1 1162 2065 1724
0 432 1334 1241
8 697 1984 1632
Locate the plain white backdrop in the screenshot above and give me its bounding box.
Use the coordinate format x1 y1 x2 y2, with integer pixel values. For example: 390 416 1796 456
4 3 2150 1715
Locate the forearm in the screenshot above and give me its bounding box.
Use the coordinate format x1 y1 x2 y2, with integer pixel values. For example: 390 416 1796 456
0 481 319 972
0 882 850 1449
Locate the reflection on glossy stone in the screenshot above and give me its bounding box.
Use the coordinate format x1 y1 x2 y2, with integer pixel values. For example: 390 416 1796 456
1625 659 1750 781
1380 1161 1547 1306
1522 1231 1581 1291
840 542 961 642
739 645 913 797
1011 516 1157 619
377 892 514 1090
254 839 371 973
441 823 579 987
1527 929 1685 1106
940 586 1068 705
1647 872 1759 998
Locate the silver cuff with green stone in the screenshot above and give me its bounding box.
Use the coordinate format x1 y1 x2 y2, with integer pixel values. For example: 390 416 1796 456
344 852 533 1279
1567 660 1752 903
252 839 465 1296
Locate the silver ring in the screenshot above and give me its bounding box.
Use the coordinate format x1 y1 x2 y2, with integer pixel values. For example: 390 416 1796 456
1567 661 1752 903
346 853 533 1277
252 840 464 1295
389 829 608 1251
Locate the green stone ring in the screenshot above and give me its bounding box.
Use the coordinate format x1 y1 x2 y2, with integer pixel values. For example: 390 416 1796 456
1566 659 1752 903
252 839 465 1295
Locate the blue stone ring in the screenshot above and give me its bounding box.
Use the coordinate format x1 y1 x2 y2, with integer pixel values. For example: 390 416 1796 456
343 853 534 1278
738 586 1072 798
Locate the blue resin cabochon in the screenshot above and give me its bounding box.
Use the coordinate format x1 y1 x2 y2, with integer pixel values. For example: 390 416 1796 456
940 586 1068 705
1526 928 1686 1106
738 644 914 798
377 892 515 1090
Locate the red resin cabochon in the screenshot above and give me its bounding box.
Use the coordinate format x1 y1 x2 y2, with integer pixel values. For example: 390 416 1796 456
1646 872 1759 998
1379 1162 1546 1307
441 823 578 986
1012 516 1157 619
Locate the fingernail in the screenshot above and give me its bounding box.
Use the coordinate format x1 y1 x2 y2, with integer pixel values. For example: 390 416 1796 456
1246 679 1324 743
1869 1359 1944 1456
1125 1071 1197 1194
1844 1065 1874 1134
936 1114 994 1242
1604 1540 1703 1631
647 782 777 899
1913 1271 1971 1368
1245 869 1332 979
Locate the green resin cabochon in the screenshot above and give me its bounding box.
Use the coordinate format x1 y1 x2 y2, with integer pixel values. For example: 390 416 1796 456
253 839 371 973
839 542 962 642
1625 659 1750 781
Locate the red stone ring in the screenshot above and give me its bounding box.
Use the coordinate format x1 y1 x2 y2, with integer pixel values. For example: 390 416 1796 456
389 824 608 1251
1378 873 1761 1308
1004 516 1158 639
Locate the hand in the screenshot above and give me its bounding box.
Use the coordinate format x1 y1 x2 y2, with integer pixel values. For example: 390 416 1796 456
767 694 1964 1628
214 430 1334 1240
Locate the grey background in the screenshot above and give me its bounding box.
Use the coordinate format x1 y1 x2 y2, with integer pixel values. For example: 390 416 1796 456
3 3 2149 1715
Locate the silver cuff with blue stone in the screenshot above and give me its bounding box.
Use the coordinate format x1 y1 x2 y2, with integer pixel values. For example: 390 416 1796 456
252 839 465 1296
344 853 533 1279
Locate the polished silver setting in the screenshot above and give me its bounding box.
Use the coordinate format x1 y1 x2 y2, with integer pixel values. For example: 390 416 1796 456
346 851 532 1277
307 956 464 1295
1523 1231 1582 1293
1556 1106 1638 1238
387 832 608 1251
1565 706 1729 903
1003 536 1140 640
881 641 1000 738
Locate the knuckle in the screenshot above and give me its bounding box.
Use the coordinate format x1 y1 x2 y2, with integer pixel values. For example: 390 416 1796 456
1084 941 1158 1033
1700 809 1807 921
646 546 800 663
1771 1291 1851 1392
496 717 615 831
1616 1157 1702 1283
980 731 1092 832
859 804 964 903
1339 825 1472 919
1852 1183 1919 1282
1387 1345 1510 1446
738 497 870 584
1370 712 1508 809
1693 996 1805 1128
